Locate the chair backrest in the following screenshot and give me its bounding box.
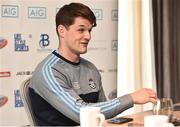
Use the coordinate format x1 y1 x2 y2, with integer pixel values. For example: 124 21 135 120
20 77 38 126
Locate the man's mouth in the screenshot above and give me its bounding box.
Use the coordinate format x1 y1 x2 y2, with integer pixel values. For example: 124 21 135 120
81 42 88 46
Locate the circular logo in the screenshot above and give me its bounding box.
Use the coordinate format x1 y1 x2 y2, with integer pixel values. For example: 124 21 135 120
0 37 8 49
0 95 8 107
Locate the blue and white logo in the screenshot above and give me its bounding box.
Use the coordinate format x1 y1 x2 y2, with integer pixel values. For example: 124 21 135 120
1 5 18 18
14 34 29 51
14 89 23 108
112 10 118 21
111 40 118 51
92 9 103 20
28 7 46 19
39 34 50 48
37 34 52 52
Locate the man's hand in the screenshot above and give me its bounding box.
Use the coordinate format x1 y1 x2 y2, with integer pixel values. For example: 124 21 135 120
130 88 158 104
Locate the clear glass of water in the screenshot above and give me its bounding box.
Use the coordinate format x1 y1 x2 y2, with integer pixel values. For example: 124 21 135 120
153 98 174 122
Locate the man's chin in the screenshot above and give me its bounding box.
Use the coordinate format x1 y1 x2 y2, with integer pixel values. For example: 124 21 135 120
79 49 87 54
80 51 87 54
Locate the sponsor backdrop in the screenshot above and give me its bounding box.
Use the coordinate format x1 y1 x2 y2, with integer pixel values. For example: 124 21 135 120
0 0 118 125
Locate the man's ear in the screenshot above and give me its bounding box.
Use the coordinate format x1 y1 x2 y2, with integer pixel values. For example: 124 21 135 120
57 25 66 38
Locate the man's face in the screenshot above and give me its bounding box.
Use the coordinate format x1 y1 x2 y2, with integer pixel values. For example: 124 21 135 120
62 17 93 55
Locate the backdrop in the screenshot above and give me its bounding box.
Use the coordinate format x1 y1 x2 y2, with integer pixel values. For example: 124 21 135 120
0 0 118 125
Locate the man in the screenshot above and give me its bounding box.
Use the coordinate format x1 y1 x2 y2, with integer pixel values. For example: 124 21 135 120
29 3 157 126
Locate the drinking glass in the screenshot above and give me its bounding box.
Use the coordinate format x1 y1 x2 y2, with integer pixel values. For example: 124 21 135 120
153 98 174 122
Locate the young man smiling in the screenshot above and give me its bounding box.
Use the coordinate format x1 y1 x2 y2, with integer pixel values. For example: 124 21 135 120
29 3 157 126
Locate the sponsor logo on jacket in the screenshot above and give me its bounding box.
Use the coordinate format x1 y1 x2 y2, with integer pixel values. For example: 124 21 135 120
89 78 97 89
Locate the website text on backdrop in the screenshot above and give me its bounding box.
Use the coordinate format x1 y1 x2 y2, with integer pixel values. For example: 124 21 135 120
28 2 158 126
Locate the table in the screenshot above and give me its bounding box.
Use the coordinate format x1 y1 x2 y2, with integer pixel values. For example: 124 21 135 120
103 108 180 126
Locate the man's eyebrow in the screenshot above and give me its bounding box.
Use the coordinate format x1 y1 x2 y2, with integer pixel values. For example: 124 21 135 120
78 25 85 27
78 25 93 29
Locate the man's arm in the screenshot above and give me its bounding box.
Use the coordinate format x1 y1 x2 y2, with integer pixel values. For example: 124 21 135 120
31 70 133 123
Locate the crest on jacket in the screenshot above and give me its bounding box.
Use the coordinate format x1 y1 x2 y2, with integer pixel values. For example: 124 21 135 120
89 78 96 89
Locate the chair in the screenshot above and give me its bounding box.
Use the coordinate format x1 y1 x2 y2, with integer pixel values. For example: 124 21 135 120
20 77 38 126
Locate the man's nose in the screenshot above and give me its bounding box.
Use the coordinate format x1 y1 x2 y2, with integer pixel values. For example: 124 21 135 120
84 31 91 40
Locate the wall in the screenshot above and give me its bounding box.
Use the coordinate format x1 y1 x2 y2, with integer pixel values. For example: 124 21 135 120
0 0 118 125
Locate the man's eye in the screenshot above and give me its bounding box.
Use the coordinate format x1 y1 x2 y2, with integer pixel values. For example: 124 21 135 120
78 29 85 32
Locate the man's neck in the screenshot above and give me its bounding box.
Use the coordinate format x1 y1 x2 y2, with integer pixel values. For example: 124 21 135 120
58 48 80 63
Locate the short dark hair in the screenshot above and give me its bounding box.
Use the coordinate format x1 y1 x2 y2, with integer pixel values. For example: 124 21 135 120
55 3 96 35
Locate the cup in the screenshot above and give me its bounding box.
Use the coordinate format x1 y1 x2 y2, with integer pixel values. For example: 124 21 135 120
144 115 174 127
80 107 105 127
153 98 174 122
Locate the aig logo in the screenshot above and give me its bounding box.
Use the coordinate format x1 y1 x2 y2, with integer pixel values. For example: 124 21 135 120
112 10 118 21
92 9 103 20
28 7 46 19
111 40 118 51
1 5 18 18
